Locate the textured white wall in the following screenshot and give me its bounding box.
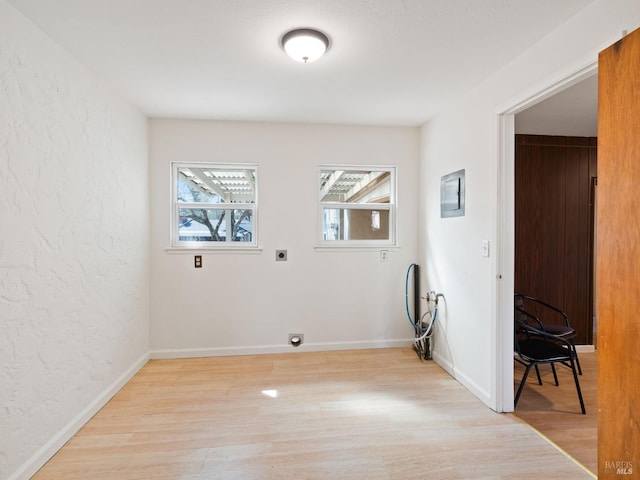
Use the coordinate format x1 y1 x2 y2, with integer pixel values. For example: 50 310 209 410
4 0 636 477
149 120 419 356
0 2 150 479
418 0 640 410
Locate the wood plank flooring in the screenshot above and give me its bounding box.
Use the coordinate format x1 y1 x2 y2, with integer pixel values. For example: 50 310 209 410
32 348 593 479
513 350 597 475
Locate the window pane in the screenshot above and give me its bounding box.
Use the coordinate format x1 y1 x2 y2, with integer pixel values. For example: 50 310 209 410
177 177 220 203
322 208 390 241
177 166 256 204
320 169 391 204
179 208 253 242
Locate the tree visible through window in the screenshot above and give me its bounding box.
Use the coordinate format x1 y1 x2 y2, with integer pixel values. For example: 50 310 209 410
172 163 257 247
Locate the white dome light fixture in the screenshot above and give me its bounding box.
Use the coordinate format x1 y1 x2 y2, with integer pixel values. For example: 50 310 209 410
281 28 329 63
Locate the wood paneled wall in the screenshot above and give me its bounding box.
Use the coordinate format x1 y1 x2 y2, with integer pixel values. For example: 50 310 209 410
597 27 640 479
515 134 597 345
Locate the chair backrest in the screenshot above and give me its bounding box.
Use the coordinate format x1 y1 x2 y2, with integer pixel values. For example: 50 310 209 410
514 294 545 330
514 293 570 329
514 307 573 350
514 294 527 323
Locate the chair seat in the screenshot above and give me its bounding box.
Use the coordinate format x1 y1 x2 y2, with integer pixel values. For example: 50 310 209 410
518 338 573 363
541 324 575 337
514 335 585 414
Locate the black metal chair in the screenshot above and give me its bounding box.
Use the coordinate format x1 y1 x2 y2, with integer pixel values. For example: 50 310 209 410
514 294 582 375
514 308 586 414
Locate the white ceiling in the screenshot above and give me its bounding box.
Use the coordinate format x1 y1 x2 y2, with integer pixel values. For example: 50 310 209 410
9 0 596 127
516 74 598 137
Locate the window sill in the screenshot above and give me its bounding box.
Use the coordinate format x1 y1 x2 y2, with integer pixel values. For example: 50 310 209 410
314 244 400 252
166 246 263 254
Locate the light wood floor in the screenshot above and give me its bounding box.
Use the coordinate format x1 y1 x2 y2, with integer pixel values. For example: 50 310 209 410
33 348 594 479
513 350 597 475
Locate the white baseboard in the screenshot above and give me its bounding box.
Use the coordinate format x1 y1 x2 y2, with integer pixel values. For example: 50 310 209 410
151 339 414 359
9 352 150 480
431 350 494 410
430 344 596 417
575 344 595 353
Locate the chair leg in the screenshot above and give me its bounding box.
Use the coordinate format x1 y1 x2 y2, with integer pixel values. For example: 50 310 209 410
534 365 542 385
514 364 534 407
551 363 559 386
570 340 583 375
569 357 586 414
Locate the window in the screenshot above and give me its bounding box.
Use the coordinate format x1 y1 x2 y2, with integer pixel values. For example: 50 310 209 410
319 166 396 245
172 163 257 248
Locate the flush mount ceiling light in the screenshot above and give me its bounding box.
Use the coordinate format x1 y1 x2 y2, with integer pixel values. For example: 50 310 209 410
281 28 329 63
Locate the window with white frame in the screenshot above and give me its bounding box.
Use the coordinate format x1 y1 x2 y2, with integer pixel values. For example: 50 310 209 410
172 163 257 248
318 166 396 245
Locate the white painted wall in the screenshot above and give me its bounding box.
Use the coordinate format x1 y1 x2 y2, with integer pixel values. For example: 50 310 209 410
0 2 150 479
419 0 640 411
149 120 419 356
4 0 638 477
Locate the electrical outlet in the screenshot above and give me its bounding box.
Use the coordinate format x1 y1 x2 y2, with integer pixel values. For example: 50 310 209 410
194 255 202 268
380 250 388 262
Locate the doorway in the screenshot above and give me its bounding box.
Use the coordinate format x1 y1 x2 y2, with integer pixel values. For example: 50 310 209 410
496 63 598 413
513 133 597 345
495 66 599 474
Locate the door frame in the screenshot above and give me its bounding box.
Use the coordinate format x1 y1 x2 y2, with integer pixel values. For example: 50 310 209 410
495 61 598 412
